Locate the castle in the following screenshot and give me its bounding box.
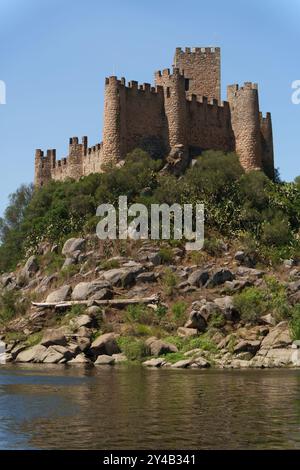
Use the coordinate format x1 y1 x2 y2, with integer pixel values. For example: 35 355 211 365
34 47 275 187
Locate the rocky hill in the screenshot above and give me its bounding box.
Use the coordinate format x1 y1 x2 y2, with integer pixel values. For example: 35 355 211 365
1 234 300 369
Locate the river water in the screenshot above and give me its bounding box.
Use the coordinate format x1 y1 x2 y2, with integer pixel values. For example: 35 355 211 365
0 365 300 449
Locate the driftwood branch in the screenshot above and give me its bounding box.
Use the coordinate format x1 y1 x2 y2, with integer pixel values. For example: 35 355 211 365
32 294 160 310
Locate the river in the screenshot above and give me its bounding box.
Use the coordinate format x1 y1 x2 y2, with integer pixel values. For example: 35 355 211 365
0 365 300 449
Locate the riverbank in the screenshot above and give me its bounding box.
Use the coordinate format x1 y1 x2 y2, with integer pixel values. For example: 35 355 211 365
1 237 300 369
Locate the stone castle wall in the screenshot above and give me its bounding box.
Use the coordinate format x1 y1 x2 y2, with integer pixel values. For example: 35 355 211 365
34 47 274 187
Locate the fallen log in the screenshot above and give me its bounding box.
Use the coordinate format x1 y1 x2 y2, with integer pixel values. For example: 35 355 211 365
32 294 160 310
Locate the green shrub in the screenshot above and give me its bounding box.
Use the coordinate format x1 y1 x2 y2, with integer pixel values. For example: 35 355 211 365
209 312 226 328
233 278 291 323
261 215 291 246
289 305 300 340
204 237 225 257
171 301 187 324
0 290 28 323
125 304 154 325
59 264 80 281
25 332 43 347
100 259 120 270
161 268 178 296
117 337 147 361
155 304 168 320
233 287 267 323
158 247 174 264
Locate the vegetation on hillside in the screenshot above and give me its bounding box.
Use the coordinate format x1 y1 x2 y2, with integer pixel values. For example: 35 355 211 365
0 149 300 273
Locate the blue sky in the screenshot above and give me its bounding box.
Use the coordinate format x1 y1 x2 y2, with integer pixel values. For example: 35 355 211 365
0 0 299 216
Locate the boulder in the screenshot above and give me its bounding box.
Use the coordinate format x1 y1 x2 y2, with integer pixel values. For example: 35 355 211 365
46 285 72 303
289 291 300 305
62 257 77 268
136 272 156 283
233 340 261 355
68 353 92 364
102 267 142 287
263 348 293 366
85 306 103 317
171 359 191 368
10 343 27 360
112 353 127 363
288 280 300 294
71 281 112 301
187 270 209 287
143 358 166 367
21 256 39 279
260 313 276 326
40 327 68 347
191 357 210 368
177 327 198 338
209 269 235 287
147 252 162 266
145 338 178 356
76 327 93 338
236 267 265 278
213 296 239 322
90 333 120 356
42 346 65 364
184 310 207 332
76 337 91 352
260 321 292 350
94 355 115 365
72 314 94 329
62 238 86 256
15 345 47 363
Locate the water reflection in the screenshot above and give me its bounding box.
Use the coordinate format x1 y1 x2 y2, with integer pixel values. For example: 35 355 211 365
0 365 300 449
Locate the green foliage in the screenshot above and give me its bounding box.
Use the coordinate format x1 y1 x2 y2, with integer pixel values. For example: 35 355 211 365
161 268 178 296
209 312 226 328
158 247 174 264
60 304 86 327
117 336 147 361
234 287 267 322
204 237 225 257
0 290 28 323
1 150 300 274
100 259 120 270
233 277 291 323
25 332 43 347
58 264 80 281
184 334 218 353
125 304 155 325
290 305 300 340
43 252 65 274
171 301 187 324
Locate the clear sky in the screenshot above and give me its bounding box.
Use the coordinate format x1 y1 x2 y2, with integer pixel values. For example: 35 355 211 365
0 0 299 216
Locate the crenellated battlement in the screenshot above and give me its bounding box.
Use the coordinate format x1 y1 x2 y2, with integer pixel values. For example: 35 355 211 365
34 46 275 187
175 46 220 55
105 75 164 96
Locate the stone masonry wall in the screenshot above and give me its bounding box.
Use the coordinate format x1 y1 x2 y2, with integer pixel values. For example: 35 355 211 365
174 47 221 101
34 47 274 187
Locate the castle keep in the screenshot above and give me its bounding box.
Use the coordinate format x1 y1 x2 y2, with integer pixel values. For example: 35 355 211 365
34 47 274 187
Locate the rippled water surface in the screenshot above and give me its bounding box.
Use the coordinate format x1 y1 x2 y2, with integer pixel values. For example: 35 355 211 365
0 365 300 449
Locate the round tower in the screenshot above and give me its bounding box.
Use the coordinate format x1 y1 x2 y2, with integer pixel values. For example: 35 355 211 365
102 76 126 167
155 67 187 151
227 83 262 171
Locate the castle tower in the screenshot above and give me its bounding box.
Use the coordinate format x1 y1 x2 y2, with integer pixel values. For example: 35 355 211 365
260 112 275 179
227 83 262 171
67 137 84 179
102 76 126 167
34 149 56 187
173 47 221 101
155 68 187 151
